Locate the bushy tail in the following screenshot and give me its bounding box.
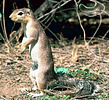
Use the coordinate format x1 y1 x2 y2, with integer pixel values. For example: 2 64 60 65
58 77 100 96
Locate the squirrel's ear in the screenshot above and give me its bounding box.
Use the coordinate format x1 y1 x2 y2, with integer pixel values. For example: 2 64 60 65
26 9 31 16
27 11 31 15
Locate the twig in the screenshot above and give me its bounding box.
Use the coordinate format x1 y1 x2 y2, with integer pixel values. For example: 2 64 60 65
41 22 60 41
75 95 97 99
38 0 72 20
74 0 86 44
26 0 31 9
88 15 102 44
2 0 8 41
0 32 5 42
102 29 109 39
2 0 12 51
44 89 63 97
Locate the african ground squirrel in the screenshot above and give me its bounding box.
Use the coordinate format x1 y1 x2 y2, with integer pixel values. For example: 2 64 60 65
9 8 99 97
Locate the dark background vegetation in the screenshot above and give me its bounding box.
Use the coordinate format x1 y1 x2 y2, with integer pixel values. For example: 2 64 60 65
0 0 109 99
0 0 109 41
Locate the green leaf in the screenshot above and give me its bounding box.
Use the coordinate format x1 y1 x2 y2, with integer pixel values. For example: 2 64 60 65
84 68 89 73
51 44 55 48
55 67 69 75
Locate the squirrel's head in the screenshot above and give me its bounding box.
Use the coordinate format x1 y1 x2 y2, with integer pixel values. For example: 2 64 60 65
9 8 34 23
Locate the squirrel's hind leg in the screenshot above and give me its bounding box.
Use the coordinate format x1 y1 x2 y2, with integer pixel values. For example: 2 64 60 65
30 65 38 91
27 72 46 98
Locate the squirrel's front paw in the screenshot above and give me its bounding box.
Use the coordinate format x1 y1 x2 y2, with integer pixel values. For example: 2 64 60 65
21 45 26 53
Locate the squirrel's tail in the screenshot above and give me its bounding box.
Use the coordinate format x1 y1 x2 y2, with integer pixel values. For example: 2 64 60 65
58 77 100 96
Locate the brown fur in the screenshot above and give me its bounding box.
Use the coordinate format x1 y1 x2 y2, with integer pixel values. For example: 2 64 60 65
9 8 57 96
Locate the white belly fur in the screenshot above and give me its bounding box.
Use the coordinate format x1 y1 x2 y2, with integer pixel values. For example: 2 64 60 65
29 42 39 62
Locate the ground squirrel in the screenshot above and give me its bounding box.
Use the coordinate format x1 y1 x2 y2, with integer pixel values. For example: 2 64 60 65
9 8 99 97
9 8 57 97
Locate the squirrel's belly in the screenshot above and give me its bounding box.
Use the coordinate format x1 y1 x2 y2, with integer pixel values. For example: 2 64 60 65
30 50 39 62
29 43 41 63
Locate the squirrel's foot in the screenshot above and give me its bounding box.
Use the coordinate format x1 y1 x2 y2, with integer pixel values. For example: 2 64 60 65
27 92 44 98
32 86 37 91
21 45 26 53
21 88 28 92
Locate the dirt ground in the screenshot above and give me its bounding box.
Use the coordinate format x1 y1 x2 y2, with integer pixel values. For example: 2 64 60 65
0 38 109 100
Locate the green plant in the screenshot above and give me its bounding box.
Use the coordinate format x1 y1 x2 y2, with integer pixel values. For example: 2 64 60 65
104 93 109 98
99 72 103 77
72 68 99 81
36 95 73 100
55 67 70 75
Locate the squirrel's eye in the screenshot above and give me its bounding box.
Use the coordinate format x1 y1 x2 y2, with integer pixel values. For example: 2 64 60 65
18 12 24 16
